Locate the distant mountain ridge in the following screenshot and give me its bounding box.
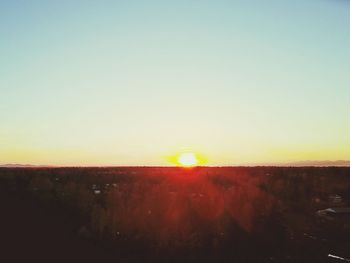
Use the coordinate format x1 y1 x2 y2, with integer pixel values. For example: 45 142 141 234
0 164 38 168
280 160 350 167
1 161 350 168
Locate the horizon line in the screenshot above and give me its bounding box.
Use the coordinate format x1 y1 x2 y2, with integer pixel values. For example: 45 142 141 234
1 163 350 168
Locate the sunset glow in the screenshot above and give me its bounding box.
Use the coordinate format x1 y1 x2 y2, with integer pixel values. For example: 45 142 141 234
1 1 349 166
178 153 198 167
1 1 350 262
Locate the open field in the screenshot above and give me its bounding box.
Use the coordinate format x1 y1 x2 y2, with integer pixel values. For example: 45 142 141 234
1 167 349 262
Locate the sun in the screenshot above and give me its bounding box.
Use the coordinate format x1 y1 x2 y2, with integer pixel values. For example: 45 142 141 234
178 152 198 167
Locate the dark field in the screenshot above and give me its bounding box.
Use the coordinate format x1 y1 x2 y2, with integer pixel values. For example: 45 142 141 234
1 167 350 263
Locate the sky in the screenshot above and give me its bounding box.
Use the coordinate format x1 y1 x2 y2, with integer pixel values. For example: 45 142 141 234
1 0 350 166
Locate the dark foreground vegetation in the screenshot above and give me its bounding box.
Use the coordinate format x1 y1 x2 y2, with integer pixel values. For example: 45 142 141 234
0 167 350 263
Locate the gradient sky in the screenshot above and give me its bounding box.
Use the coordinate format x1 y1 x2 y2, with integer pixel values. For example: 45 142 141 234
1 0 350 166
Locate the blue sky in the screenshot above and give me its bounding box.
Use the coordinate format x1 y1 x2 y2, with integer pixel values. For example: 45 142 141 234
1 0 350 165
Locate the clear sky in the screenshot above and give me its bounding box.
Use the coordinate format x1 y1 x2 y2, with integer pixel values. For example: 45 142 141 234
1 0 350 166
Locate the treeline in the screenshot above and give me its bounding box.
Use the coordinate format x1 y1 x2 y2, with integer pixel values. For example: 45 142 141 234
0 167 349 262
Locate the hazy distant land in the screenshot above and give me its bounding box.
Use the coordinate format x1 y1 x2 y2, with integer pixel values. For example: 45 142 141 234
1 160 350 168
